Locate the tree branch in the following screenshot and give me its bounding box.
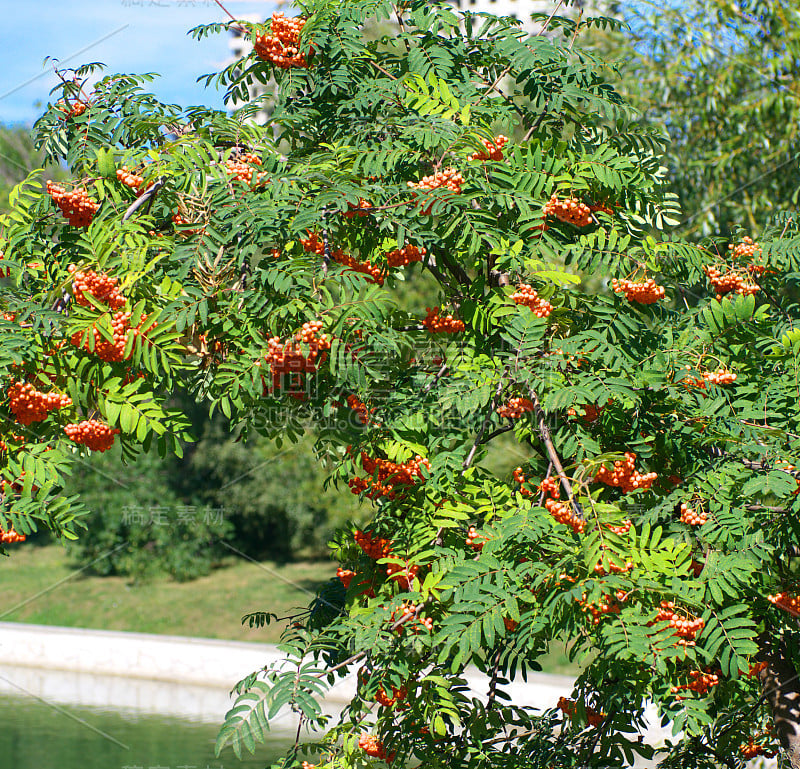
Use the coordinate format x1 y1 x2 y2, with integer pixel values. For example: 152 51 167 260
123 177 165 222
528 387 583 518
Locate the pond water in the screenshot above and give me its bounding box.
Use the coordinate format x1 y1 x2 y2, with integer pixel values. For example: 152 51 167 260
0 692 290 769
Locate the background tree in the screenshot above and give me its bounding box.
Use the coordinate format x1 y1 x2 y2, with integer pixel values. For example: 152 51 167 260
4 1 800 768
601 0 800 240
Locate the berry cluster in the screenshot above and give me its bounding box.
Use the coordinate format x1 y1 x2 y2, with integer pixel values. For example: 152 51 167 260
337 567 356 589
767 591 800 617
264 321 331 393
510 284 553 317
337 251 384 283
0 472 31 497
703 265 759 301
544 498 586 534
466 525 487 551
578 591 625 624
408 169 464 214
534 478 558 499
468 135 508 162
0 526 25 543
64 420 120 452
7 381 72 425
606 519 632 535
346 394 371 424
68 265 126 309
56 99 87 117
741 738 776 760
747 660 768 678
358 734 395 762
408 168 463 193
386 561 419 586
349 452 431 499
225 153 266 185
497 397 534 419
671 669 719 695
567 403 602 423
375 685 407 707
595 453 657 493
171 213 204 236
538 472 585 533
254 13 312 69
728 236 761 262
343 199 372 218
679 502 707 526
300 232 383 284
513 466 534 496
354 529 392 559
116 167 144 193
704 369 737 385
543 193 593 227
589 200 617 217
681 367 737 390
386 244 426 267
390 601 433 633
47 181 100 227
655 601 704 645
557 697 604 727
70 311 147 362
337 566 375 597
611 278 665 304
422 306 465 333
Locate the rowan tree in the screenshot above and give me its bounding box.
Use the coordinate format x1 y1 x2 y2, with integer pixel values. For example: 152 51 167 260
3 1 800 768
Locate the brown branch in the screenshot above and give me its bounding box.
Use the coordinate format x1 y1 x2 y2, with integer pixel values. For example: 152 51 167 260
436 248 471 289
369 60 398 81
122 178 164 221
528 387 582 518
423 362 449 394
485 648 503 713
478 424 514 446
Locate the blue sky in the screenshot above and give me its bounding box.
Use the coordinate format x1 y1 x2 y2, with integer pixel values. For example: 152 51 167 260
1 0 279 125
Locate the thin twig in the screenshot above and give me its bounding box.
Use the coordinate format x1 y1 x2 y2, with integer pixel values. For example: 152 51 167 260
475 65 512 107
537 0 566 37
464 374 507 469
567 9 583 52
485 648 503 713
213 0 248 34
478 424 514 446
369 60 398 81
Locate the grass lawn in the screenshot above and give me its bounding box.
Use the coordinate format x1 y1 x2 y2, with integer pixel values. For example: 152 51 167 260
0 543 328 643
0 544 578 674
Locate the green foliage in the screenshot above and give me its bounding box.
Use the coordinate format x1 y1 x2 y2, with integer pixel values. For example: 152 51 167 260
3 1 800 767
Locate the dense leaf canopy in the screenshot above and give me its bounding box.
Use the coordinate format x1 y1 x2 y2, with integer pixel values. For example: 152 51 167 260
2 1 800 767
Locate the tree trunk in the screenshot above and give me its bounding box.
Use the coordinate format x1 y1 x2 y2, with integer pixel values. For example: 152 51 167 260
759 633 800 767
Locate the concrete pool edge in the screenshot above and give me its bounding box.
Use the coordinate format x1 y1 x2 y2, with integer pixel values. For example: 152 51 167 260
0 622 669 747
